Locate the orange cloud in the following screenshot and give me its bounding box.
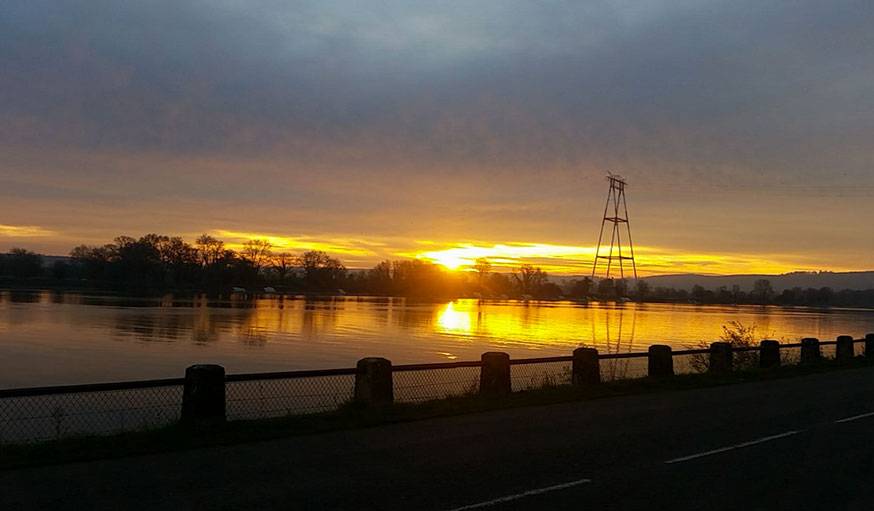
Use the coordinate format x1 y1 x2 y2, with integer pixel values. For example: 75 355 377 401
0 224 55 237
210 230 385 257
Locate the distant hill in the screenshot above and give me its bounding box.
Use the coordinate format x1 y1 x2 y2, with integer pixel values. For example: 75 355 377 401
642 271 874 292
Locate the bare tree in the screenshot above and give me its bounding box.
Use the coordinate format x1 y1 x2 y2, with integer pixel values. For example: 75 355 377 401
296 250 346 289
513 264 548 296
474 257 492 293
195 234 225 266
367 260 392 294
474 258 492 278
271 252 295 282
242 239 273 271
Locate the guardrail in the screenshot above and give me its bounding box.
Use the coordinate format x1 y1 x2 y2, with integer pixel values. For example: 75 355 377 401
1 334 873 443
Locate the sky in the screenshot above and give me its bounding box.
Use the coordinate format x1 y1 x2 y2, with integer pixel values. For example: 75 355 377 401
2 0 874 275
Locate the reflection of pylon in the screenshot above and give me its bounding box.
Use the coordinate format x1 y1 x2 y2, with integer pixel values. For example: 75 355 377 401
590 306 637 380
592 173 637 280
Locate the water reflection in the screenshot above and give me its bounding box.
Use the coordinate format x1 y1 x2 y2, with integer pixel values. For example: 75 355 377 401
437 302 472 334
595 305 637 380
1 291 874 386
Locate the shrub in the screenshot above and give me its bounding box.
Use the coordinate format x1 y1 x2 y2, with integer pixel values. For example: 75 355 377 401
688 321 765 372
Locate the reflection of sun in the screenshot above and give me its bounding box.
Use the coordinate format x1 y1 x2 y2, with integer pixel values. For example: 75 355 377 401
436 302 472 333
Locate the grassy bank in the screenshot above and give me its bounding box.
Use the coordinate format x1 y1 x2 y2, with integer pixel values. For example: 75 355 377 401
3 356 873 470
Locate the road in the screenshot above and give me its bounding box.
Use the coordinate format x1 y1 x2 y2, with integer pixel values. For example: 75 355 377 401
3 366 874 510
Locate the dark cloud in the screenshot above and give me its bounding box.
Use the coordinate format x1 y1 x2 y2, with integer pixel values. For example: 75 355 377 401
4 1 872 163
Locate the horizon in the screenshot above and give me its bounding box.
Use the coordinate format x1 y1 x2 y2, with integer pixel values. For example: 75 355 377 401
14 243 874 281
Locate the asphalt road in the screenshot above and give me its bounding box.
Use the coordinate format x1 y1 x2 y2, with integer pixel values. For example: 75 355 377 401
4 367 874 510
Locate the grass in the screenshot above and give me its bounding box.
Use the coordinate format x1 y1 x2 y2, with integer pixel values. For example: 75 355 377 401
2 354 872 471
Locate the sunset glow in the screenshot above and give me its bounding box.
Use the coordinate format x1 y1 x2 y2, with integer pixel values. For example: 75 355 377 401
169 231 858 276
413 242 823 276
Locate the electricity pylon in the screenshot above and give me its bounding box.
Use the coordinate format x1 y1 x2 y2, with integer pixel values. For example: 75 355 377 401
591 173 637 280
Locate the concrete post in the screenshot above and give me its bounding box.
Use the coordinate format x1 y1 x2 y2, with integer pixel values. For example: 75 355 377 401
709 342 733 374
759 340 781 369
800 337 821 365
648 345 674 378
480 352 511 396
572 347 600 385
181 364 226 424
836 335 854 362
354 357 393 405
866 334 874 359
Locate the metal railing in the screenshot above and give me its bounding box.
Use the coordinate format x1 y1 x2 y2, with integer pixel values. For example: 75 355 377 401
1 334 872 444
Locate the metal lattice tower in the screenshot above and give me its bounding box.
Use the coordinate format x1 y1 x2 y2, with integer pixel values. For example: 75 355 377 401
591 173 638 280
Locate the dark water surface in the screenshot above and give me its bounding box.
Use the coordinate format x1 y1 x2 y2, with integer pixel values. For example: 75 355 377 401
2 290 873 387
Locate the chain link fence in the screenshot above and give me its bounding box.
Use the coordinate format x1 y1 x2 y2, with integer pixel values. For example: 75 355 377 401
510 359 572 392
0 383 182 444
601 354 648 381
226 371 356 420
1 338 868 444
780 344 803 365
394 363 481 403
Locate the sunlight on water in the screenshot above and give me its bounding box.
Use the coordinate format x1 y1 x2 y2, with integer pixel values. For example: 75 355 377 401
434 300 642 354
436 302 472 334
1 291 873 387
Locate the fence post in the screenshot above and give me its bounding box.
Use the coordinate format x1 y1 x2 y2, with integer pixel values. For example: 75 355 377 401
800 338 821 365
866 334 874 359
354 358 393 406
181 364 226 425
480 352 511 396
760 340 781 369
648 345 673 378
836 335 854 362
572 347 600 385
709 342 733 374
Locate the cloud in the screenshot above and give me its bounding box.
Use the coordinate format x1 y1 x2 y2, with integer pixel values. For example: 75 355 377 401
0 224 56 237
3 0 873 174
212 230 389 257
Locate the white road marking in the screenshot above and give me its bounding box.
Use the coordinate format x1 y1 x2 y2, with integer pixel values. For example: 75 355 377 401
664 430 802 464
446 479 592 510
835 411 874 423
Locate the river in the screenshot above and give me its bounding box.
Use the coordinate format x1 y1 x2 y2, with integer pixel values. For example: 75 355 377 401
1 290 873 387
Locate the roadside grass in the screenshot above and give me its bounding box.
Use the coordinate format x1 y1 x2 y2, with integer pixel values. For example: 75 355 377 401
2 356 873 470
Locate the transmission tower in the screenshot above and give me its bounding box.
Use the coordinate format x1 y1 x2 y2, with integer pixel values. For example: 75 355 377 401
591 173 637 280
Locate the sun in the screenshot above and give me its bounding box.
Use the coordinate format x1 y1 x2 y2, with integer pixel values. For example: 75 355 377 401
429 253 469 271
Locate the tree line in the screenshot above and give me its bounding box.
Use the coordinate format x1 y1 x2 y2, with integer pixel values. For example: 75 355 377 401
609 277 874 307
4 237 874 306
0 234 564 299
